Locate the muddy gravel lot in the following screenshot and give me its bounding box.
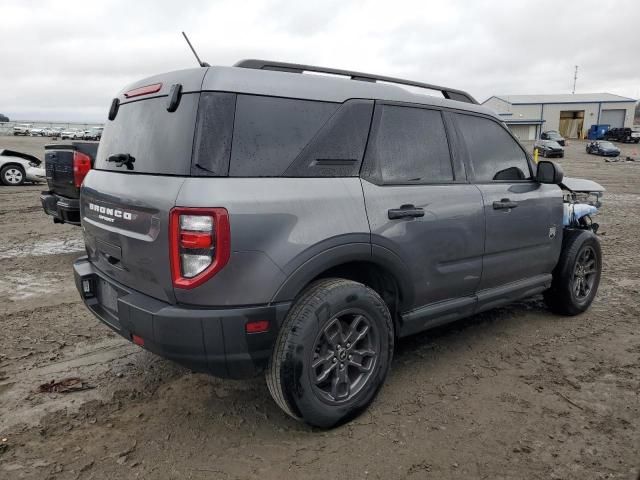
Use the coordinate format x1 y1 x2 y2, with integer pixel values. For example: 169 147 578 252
1 136 639 479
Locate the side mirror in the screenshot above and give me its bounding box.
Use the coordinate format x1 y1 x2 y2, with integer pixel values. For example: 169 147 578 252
536 160 564 184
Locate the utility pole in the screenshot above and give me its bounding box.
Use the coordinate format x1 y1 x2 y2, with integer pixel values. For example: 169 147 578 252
572 65 578 94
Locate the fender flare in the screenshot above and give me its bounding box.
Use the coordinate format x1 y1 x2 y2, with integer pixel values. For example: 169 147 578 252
270 243 414 309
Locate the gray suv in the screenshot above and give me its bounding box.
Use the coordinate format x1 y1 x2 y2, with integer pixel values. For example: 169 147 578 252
73 60 604 428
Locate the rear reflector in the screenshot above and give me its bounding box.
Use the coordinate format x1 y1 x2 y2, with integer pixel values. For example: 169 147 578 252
169 207 230 289
124 83 162 99
245 320 270 334
73 151 92 187
132 334 145 346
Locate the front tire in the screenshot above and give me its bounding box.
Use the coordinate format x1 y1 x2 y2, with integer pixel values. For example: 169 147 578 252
544 229 602 315
1 165 25 186
267 278 394 428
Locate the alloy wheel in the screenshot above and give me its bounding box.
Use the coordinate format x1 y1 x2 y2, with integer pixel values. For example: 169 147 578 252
310 310 379 404
572 245 597 300
3 168 23 185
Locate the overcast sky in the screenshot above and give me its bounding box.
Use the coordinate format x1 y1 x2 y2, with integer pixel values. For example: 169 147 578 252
1 0 639 122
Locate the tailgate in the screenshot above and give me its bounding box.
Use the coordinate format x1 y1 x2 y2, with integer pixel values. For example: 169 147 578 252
45 142 98 198
81 170 186 303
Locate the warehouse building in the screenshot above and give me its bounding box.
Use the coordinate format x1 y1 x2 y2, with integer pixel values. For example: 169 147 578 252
483 93 637 141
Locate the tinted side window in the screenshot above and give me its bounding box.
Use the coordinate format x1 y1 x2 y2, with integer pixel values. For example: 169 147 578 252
455 114 531 182
229 96 338 177
364 104 453 184
192 92 236 176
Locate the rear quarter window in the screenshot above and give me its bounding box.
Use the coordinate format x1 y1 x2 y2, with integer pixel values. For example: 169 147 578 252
229 96 338 177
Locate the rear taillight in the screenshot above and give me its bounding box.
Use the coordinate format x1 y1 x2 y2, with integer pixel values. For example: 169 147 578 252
169 208 230 289
73 151 92 187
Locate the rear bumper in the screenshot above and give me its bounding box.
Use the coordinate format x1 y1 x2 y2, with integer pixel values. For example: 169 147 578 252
40 191 81 225
73 256 290 379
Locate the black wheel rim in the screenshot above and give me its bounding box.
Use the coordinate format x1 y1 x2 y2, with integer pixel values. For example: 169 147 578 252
310 310 379 404
572 245 597 301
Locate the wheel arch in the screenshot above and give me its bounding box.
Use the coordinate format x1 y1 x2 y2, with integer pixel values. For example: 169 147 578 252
1 162 26 172
271 244 413 328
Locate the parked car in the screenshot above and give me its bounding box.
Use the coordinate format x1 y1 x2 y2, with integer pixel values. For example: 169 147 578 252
604 127 640 144
83 127 103 141
12 123 33 136
40 142 98 225
0 149 45 186
29 127 46 136
586 141 620 157
541 130 566 146
60 129 84 140
73 60 604 428
534 139 564 158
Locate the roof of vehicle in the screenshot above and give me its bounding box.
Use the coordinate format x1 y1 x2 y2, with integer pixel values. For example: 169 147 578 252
117 62 498 119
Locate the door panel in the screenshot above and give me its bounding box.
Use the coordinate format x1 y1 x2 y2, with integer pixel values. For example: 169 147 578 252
362 180 484 311
476 182 563 290
449 111 564 291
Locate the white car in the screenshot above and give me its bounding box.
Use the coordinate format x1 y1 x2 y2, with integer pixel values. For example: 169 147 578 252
60 129 84 140
0 149 46 186
29 128 46 136
12 123 33 136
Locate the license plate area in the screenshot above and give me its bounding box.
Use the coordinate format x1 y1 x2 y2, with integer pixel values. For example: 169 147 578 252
97 278 119 314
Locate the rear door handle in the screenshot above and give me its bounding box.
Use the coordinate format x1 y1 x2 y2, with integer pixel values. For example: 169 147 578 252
388 204 425 219
493 198 519 210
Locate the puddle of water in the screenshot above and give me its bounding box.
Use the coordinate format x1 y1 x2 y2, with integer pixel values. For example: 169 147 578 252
0 238 84 259
0 272 60 300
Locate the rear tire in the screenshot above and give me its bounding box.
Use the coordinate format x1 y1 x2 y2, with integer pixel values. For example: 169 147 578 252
266 278 394 428
544 229 602 315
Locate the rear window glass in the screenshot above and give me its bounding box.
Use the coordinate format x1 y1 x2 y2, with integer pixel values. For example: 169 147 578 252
229 95 338 177
95 93 199 175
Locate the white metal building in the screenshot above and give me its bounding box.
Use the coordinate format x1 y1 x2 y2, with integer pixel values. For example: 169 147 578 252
483 93 637 140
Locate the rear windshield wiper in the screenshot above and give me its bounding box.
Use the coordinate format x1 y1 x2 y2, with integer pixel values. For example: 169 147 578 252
107 153 136 170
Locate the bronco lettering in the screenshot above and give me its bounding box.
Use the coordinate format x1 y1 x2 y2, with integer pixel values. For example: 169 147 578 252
89 202 132 220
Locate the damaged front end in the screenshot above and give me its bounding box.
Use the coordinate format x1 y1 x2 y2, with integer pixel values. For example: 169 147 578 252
560 177 605 233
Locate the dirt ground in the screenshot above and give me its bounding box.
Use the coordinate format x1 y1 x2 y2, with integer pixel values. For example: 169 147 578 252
1 135 639 479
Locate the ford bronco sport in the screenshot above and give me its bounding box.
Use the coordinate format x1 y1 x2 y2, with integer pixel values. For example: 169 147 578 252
73 60 604 428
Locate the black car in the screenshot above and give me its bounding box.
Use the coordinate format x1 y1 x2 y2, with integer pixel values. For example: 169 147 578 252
541 130 566 146
586 141 620 157
534 140 564 158
604 127 640 144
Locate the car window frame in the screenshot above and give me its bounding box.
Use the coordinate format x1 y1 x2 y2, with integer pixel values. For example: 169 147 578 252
449 111 535 185
360 100 463 187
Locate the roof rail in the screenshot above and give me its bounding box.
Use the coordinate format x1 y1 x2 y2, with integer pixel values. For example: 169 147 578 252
234 59 478 104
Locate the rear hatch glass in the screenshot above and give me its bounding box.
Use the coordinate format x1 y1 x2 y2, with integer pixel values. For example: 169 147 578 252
95 93 200 175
